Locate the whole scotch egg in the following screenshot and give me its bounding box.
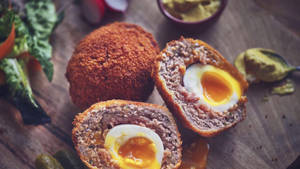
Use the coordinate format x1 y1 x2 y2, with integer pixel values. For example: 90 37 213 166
153 37 248 137
66 22 159 110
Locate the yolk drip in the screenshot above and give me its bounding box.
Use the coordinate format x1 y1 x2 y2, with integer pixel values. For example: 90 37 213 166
118 137 157 168
179 139 209 169
201 71 233 104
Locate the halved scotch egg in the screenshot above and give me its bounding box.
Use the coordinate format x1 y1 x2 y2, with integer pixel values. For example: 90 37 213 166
72 100 182 169
153 37 248 137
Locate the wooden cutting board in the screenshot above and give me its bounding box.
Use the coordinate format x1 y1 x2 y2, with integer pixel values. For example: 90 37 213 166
0 0 299 168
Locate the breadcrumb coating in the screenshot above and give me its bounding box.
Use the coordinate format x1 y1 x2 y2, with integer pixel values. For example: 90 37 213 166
66 22 159 109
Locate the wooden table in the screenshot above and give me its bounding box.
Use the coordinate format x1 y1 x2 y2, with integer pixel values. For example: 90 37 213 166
0 0 299 168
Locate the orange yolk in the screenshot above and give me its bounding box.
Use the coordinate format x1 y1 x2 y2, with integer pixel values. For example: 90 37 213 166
179 139 209 169
118 137 156 168
201 71 233 103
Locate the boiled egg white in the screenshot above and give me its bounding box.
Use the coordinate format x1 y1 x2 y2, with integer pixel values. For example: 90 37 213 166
183 64 242 112
104 124 164 169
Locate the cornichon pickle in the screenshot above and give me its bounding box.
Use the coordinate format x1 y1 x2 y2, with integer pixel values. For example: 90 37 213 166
54 150 88 169
35 154 64 169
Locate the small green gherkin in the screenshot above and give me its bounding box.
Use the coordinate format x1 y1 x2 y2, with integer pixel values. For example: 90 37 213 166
35 154 64 169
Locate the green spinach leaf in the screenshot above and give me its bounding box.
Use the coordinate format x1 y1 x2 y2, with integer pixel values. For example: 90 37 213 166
8 15 31 57
30 37 53 80
25 0 58 39
24 0 58 81
0 59 34 104
0 58 50 124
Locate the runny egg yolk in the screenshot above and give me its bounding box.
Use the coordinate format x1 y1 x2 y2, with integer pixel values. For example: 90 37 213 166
105 124 164 169
183 64 242 111
118 137 156 168
201 71 233 104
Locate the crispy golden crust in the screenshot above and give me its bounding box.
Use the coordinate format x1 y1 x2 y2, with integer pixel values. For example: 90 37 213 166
72 100 182 169
66 22 160 110
152 37 248 137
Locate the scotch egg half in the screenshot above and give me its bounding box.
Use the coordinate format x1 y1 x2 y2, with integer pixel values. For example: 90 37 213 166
183 64 242 112
104 124 164 169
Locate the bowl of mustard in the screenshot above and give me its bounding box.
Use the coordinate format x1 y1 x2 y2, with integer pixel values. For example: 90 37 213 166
157 0 228 31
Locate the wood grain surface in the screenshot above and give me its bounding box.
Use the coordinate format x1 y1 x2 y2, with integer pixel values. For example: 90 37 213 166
0 0 299 169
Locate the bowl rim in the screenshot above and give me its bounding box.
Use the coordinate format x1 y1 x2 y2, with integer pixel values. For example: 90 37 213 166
157 0 228 25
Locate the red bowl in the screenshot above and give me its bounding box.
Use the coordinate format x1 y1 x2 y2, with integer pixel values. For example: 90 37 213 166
157 0 228 31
